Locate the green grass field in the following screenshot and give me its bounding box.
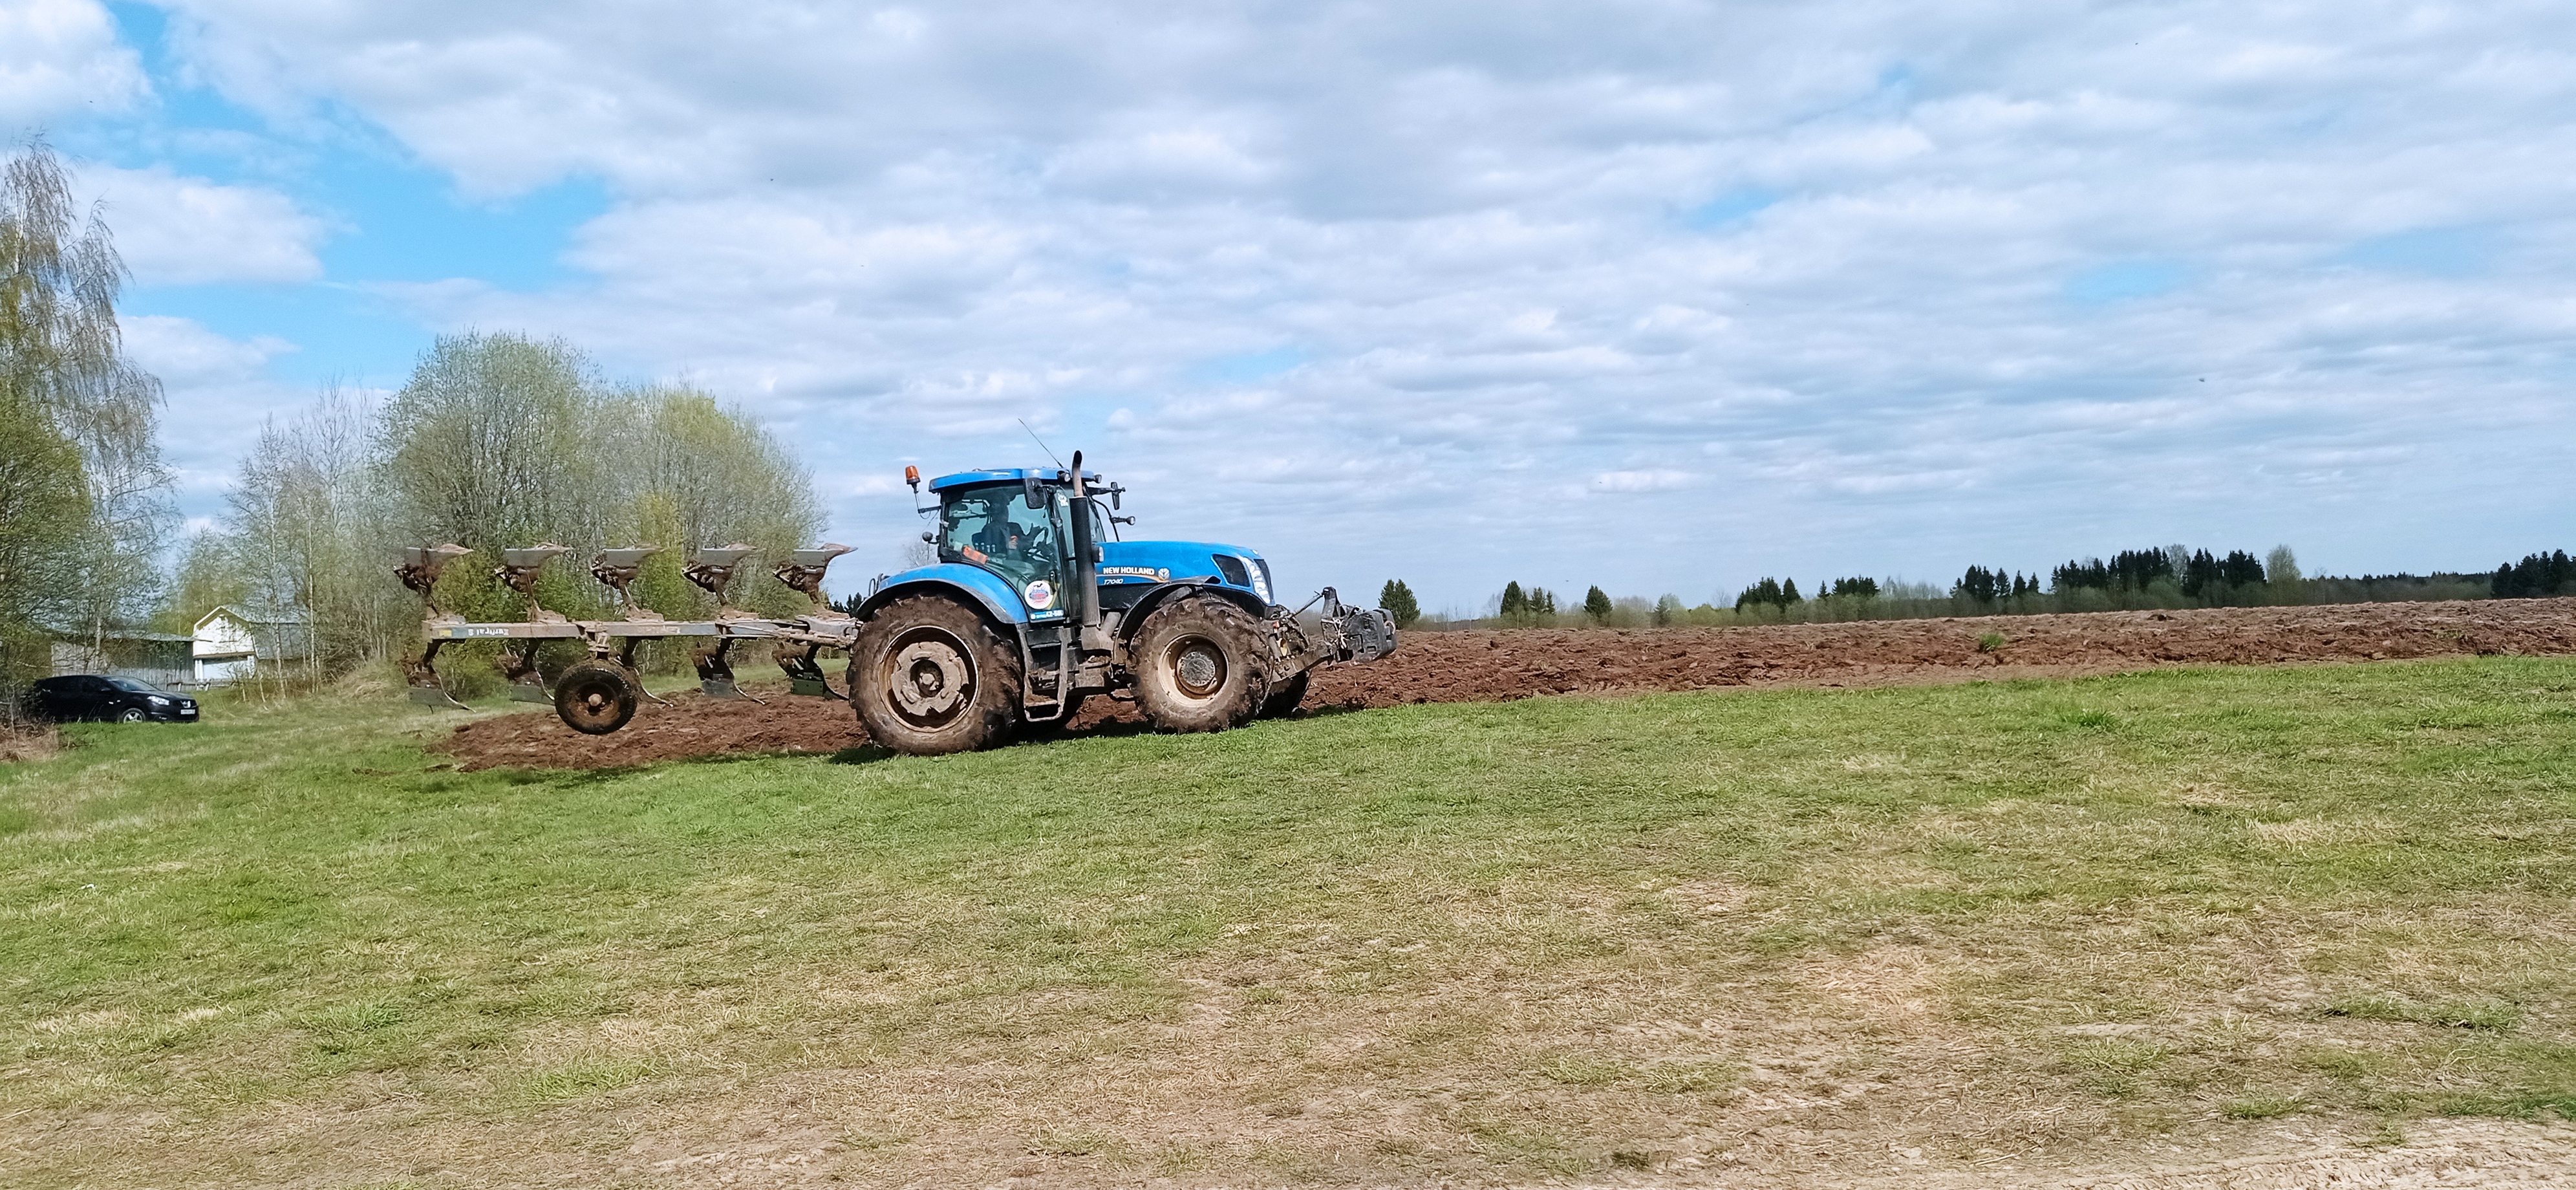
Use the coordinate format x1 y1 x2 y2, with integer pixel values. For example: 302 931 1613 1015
3 658 2573 1185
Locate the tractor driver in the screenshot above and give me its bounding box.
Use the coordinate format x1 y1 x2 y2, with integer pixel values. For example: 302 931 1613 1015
956 492 1053 570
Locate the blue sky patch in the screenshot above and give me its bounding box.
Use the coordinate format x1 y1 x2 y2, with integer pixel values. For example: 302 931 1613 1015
1193 348 1306 385
313 166 610 289
2065 261 2188 304
2335 226 2490 277
1686 189 1777 230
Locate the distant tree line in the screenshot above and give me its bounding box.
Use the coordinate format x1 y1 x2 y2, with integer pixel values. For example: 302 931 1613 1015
1387 539 2570 633
2493 550 2573 599
1496 581 1559 622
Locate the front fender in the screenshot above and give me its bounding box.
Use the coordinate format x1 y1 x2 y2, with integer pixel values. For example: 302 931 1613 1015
1116 579 1271 644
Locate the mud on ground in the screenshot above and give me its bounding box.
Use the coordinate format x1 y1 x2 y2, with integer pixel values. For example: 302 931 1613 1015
434 597 2576 770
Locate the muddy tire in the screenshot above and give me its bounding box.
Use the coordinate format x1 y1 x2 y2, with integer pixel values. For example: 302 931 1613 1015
1132 594 1271 733
1258 669 1310 719
554 659 639 735
852 596 1024 755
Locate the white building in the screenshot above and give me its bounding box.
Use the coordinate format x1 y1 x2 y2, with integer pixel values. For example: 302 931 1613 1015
191 606 313 684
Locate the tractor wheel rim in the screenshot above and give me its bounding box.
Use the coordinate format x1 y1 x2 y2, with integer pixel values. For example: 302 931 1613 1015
1168 636 1226 699
886 629 974 727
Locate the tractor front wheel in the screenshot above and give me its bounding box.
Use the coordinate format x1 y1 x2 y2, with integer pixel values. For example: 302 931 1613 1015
1132 595 1271 733
554 659 639 735
852 596 1024 755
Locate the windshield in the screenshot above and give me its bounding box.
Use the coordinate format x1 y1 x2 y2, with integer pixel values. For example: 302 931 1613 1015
106 676 164 693
939 483 1064 595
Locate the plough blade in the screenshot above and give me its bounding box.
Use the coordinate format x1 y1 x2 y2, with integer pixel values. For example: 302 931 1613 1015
776 643 843 700
694 638 764 702
407 685 469 709
403 636 470 710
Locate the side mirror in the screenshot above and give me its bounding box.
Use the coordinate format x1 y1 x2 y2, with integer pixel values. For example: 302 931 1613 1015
1023 475 1043 508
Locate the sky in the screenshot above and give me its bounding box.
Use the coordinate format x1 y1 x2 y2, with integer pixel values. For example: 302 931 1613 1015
8 0 2573 612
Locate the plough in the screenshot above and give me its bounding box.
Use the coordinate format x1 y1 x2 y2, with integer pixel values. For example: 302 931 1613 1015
398 541 856 732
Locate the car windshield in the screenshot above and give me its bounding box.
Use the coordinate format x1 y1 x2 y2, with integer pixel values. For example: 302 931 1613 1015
105 677 164 693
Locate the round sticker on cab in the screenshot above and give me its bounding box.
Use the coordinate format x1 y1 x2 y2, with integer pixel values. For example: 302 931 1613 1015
1023 579 1055 610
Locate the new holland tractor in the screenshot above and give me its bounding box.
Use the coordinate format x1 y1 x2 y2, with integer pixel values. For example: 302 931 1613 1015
396 452 1397 755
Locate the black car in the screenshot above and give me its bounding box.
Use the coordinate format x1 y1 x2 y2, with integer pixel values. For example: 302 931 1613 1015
25 675 200 724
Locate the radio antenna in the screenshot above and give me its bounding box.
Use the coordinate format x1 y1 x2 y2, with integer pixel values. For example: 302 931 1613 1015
1018 418 1067 470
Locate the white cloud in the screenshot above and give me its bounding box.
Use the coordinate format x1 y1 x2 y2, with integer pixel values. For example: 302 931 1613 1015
78 165 325 285
0 0 145 125
119 315 300 495
131 1 2576 601
120 313 294 385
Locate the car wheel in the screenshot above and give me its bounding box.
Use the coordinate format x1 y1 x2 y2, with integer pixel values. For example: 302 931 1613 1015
117 707 148 723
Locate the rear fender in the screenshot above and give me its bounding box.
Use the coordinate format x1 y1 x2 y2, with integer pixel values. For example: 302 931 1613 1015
857 565 1030 627
855 571 1055 718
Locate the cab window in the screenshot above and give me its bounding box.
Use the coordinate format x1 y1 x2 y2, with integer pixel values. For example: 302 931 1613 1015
939 483 1066 596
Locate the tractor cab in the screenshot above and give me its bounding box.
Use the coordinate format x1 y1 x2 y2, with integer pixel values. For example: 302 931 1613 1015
921 468 1104 621
910 466 1278 623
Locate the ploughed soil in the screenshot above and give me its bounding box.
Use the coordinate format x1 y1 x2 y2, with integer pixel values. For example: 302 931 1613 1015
433 597 2576 770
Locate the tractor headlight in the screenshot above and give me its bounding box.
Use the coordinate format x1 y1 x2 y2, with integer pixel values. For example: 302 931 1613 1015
1247 559 1271 603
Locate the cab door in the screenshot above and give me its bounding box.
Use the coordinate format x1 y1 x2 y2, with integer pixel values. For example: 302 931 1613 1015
939 482 1071 619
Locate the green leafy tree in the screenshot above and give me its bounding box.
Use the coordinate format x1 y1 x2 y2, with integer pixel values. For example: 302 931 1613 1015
1377 579 1420 629
1653 593 1682 626
609 384 823 616
380 332 606 552
1583 585 1612 623
226 390 409 673
0 139 173 684
1499 581 1526 618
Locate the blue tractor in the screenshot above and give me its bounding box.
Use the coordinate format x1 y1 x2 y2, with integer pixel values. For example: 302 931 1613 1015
394 451 1397 755
849 453 1396 752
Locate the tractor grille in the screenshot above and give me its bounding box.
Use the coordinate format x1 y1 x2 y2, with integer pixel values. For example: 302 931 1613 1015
1212 555 1250 587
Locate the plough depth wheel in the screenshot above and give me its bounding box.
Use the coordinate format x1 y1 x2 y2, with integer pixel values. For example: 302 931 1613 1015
553 659 640 735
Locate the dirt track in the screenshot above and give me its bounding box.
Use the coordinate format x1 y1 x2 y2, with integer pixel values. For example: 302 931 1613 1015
434 597 2576 770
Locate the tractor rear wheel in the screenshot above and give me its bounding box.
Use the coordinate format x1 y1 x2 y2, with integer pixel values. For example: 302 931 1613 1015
852 596 1023 755
554 660 639 735
1132 595 1271 733
1259 669 1310 719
